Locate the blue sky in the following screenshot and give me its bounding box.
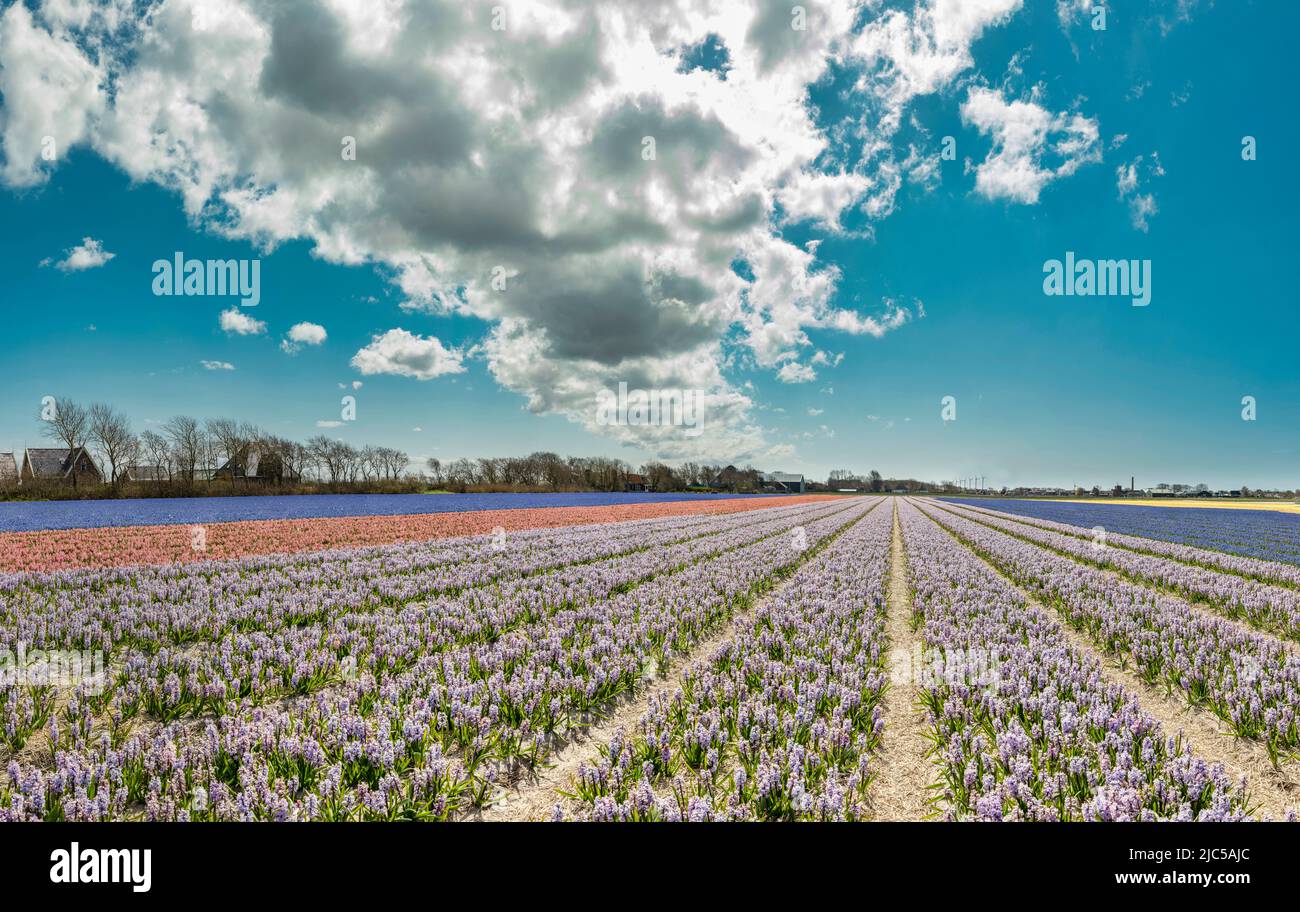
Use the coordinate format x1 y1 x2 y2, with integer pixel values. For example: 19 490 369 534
0 0 1294 488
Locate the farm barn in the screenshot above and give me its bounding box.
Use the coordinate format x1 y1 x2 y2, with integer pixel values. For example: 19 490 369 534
19 446 102 486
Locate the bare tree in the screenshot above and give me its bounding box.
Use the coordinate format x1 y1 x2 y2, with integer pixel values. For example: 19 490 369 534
306 435 337 482
164 416 204 485
476 458 501 485
445 458 477 487
267 436 306 483
38 397 89 486
360 445 382 481
88 403 138 487
206 418 246 486
139 430 173 482
380 447 409 480
307 436 359 483
341 442 362 482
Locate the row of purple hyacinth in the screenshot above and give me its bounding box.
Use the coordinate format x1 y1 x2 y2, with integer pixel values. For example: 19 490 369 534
94 499 859 728
956 501 1300 590
1 499 840 656
0 500 877 820
564 498 893 821
0 499 855 751
936 500 1300 640
898 499 1254 820
914 499 1300 766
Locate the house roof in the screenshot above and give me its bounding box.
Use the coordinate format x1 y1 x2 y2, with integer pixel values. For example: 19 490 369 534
125 465 166 481
0 452 17 481
24 446 99 480
24 447 93 478
216 444 266 476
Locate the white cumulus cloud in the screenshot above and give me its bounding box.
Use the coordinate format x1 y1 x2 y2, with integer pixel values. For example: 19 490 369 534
219 307 267 336
776 361 816 384
1116 152 1164 232
0 0 1041 461
961 86 1101 204
351 328 466 381
281 321 327 354
42 236 115 271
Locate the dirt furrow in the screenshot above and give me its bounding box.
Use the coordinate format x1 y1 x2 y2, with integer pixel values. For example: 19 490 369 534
867 501 938 821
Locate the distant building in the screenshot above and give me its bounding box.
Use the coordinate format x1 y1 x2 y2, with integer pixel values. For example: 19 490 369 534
214 445 299 483
20 447 102 485
121 465 168 483
761 472 806 494
624 473 649 492
1149 485 1177 497
0 452 17 487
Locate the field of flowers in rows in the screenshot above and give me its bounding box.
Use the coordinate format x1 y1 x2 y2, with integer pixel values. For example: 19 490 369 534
566 497 894 821
951 497 1300 565
0 492 752 534
3 493 1297 822
900 500 1253 820
0 494 823 573
1 498 874 820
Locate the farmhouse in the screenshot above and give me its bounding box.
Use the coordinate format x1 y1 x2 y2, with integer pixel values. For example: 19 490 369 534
121 465 168 483
20 447 102 485
213 444 299 483
0 452 17 487
761 472 806 494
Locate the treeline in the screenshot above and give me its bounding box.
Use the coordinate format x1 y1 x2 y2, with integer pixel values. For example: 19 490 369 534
25 397 411 495
426 455 768 493
13 397 782 500
824 469 933 493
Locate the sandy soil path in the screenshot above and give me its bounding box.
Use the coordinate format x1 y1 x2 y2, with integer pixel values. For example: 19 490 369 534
866 501 938 821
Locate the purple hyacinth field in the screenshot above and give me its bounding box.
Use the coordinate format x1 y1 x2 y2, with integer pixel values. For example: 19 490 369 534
6 0 1297 893
5 495 1297 824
